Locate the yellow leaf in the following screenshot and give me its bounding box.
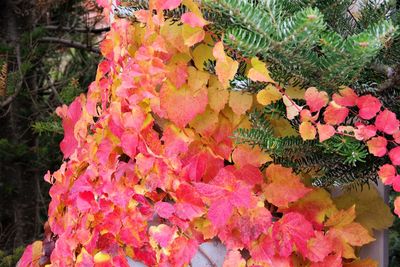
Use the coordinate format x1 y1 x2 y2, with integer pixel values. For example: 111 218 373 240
192 43 215 70
326 205 357 228
161 20 189 53
285 84 306 99
280 189 337 226
299 121 317 140
344 258 378 267
182 24 205 47
94 252 111 263
229 91 253 115
207 76 229 113
213 41 239 88
269 117 298 137
282 95 301 120
333 185 394 232
256 84 282 106
247 57 275 83
189 107 219 137
188 66 210 91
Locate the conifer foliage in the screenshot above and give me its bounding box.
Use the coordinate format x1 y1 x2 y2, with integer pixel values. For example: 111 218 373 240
19 0 400 266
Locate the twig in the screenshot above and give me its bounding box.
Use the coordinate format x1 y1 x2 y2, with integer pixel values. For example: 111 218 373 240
38 37 100 54
42 25 110 34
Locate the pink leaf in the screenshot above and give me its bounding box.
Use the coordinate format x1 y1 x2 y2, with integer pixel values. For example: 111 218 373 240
389 146 400 165
181 12 208 27
366 136 388 157
357 95 381 120
317 123 336 142
154 202 175 219
375 109 400 135
394 197 400 217
323 102 349 125
305 87 329 112
378 164 397 185
332 87 358 107
121 132 138 159
160 0 182 10
272 212 315 257
354 123 376 141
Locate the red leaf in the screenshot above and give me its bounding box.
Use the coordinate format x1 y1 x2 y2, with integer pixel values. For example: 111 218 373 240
306 231 332 262
149 224 175 248
366 136 388 157
249 234 275 262
195 168 251 228
299 121 317 140
174 184 204 220
272 212 315 257
181 12 208 27
324 102 349 125
264 164 312 208
160 82 208 128
169 237 198 266
120 132 138 159
160 0 182 10
332 87 358 107
305 87 329 112
394 197 400 217
154 202 175 219
375 109 400 135
317 123 336 142
394 131 400 144
354 123 376 141
357 95 381 120
389 146 400 165
378 164 397 185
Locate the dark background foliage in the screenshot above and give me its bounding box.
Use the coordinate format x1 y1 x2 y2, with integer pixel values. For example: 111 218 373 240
0 0 400 266
0 0 104 265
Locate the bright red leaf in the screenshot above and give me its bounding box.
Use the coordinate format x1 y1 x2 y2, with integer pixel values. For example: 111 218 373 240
389 146 400 165
366 136 388 157
375 109 399 134
305 87 329 112
357 95 381 120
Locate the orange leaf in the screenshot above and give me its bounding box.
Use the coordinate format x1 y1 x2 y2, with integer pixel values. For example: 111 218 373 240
305 87 329 112
344 258 378 267
299 121 317 140
256 84 282 106
207 76 229 113
366 136 388 157
264 164 312 208
248 57 275 83
160 82 208 128
213 42 239 88
229 91 253 115
317 123 336 142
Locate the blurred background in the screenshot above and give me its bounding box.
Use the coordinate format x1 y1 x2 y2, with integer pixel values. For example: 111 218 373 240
0 0 400 266
0 0 105 264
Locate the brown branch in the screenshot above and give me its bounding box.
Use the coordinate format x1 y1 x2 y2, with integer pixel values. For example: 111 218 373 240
38 37 100 54
42 25 110 34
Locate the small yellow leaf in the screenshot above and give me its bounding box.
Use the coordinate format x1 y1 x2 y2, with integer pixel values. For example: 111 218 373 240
256 84 282 106
188 66 210 91
94 252 111 263
269 117 298 137
285 84 305 99
213 42 239 88
207 76 229 113
229 91 253 115
299 121 317 140
192 43 215 70
333 185 394 232
182 24 205 47
248 57 275 83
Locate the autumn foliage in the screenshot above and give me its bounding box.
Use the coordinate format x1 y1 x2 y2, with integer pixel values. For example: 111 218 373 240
19 0 400 266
